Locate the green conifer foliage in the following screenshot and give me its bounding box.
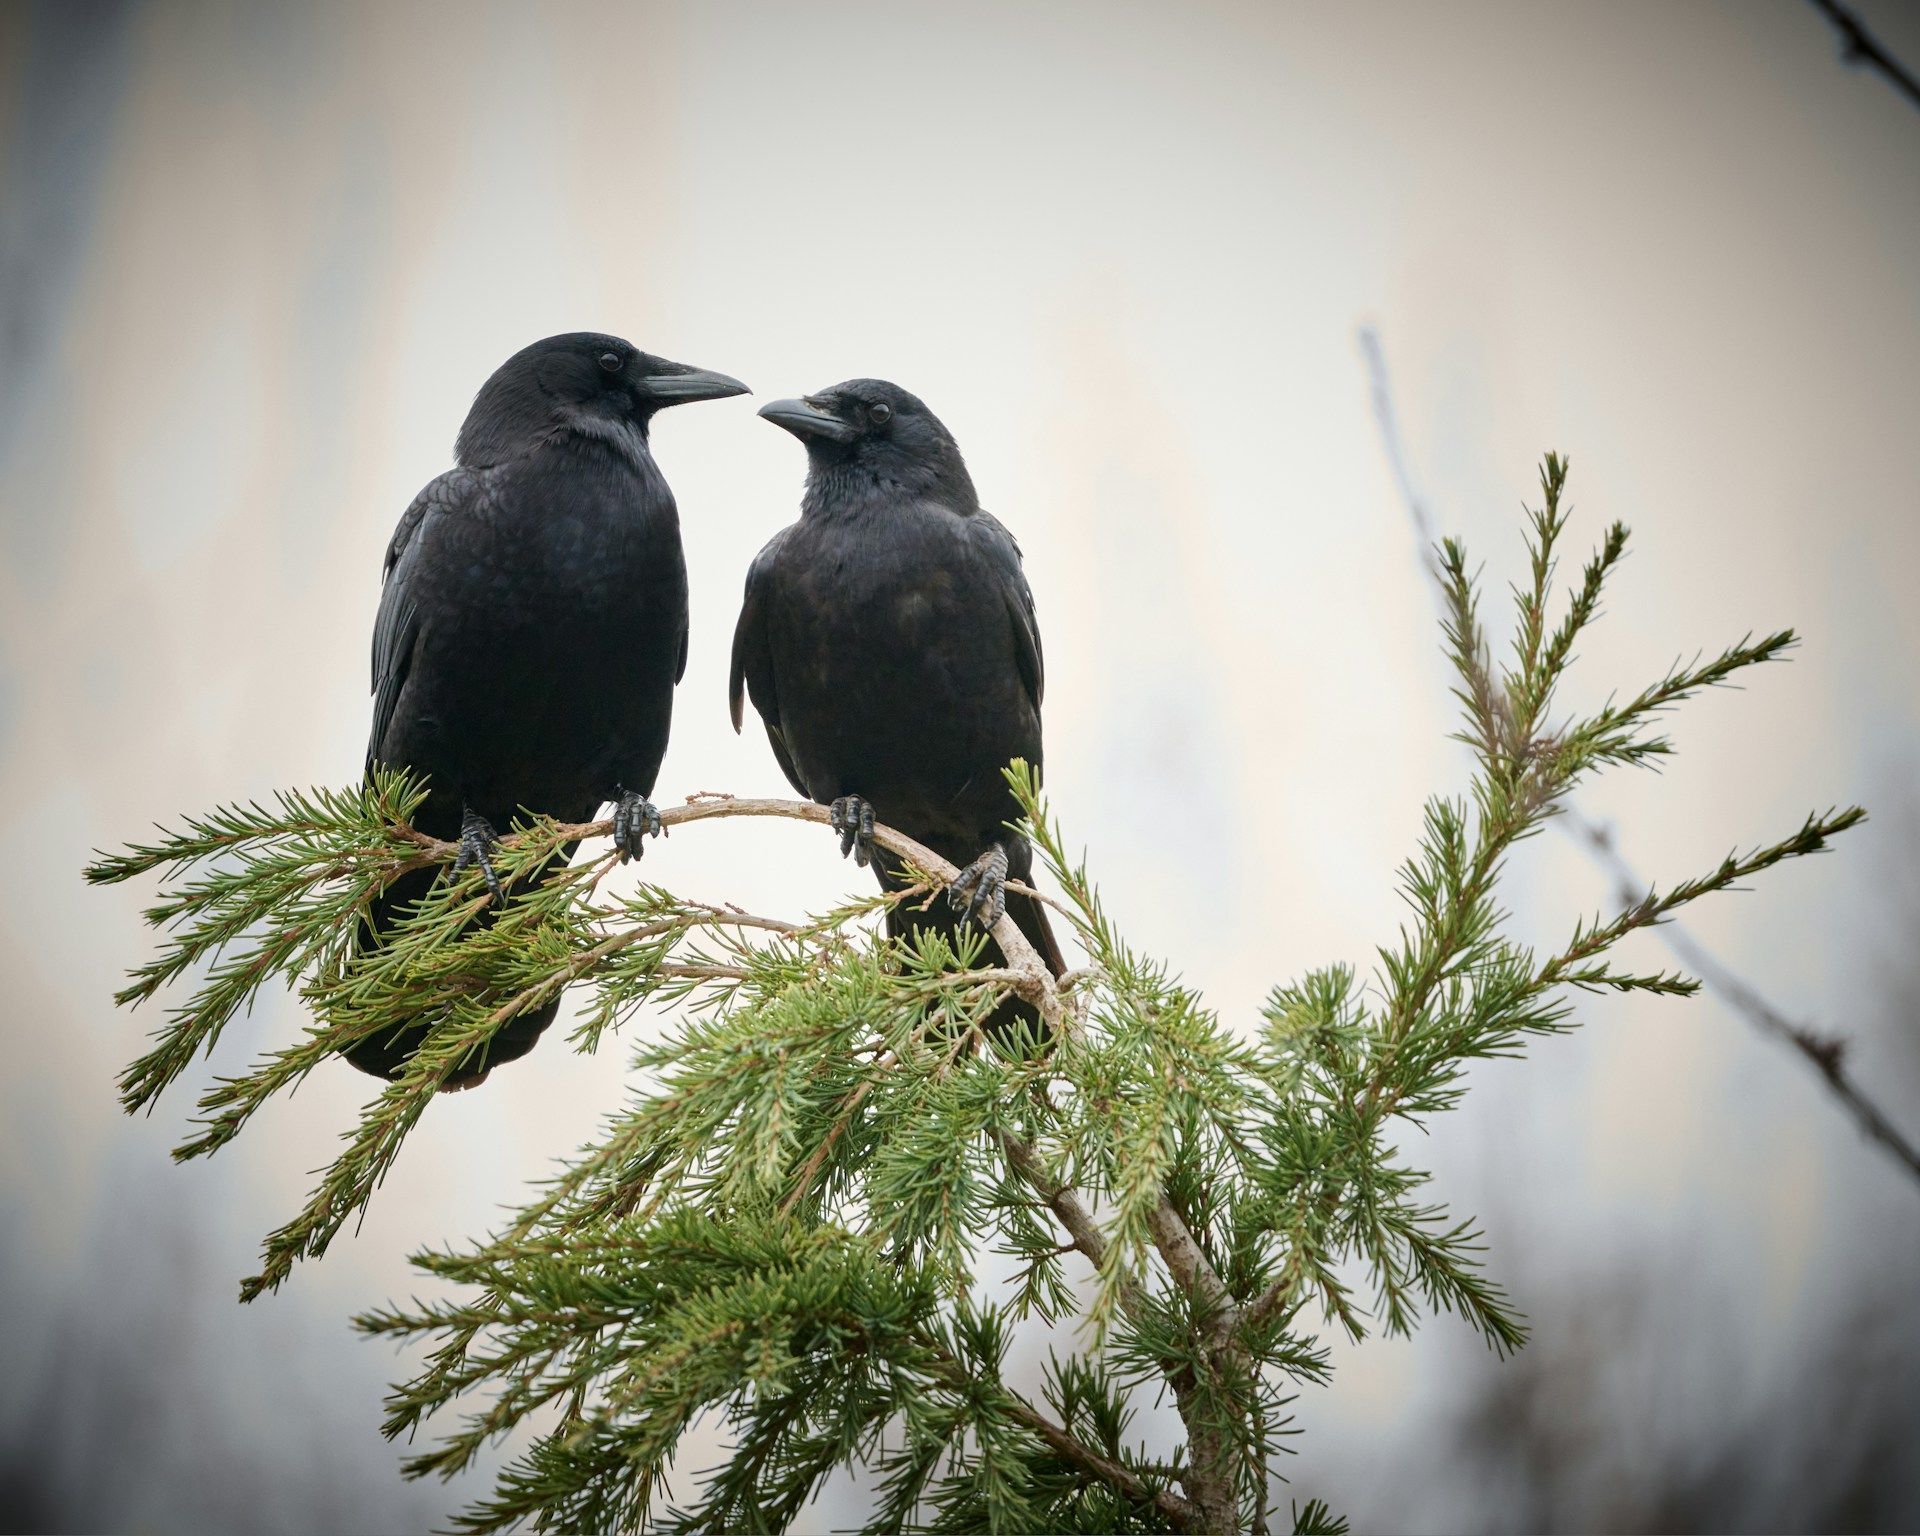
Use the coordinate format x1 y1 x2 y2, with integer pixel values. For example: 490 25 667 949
91 458 1862 1533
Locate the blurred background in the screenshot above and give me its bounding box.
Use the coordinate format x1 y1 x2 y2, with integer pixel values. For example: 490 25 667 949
3 0 1918 1530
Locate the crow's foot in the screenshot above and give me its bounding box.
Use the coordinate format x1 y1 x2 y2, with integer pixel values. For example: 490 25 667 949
452 808 507 905
613 787 665 863
829 794 877 868
948 844 1009 932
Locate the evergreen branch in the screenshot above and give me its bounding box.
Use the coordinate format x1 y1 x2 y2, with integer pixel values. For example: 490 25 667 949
1008 765 1237 1326
942 1358 1200 1531
676 775 1240 1411
1358 324 1911 1195
1540 806 1867 988
1291 1498 1350 1536
1235 440 1863 1354
998 1127 1141 1319
96 789 1076 1299
98 392 1873 1530
778 989 994 1219
390 787 1232 1522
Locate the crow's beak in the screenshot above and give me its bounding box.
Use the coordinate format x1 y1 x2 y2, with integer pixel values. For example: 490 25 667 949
641 362 750 405
758 396 855 443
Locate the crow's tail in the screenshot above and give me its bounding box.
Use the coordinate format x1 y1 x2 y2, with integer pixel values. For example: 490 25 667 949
341 838 575 1089
881 850 1065 1037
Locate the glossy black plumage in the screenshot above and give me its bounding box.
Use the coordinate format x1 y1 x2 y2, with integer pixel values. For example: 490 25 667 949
350 332 745 1086
732 380 1065 1026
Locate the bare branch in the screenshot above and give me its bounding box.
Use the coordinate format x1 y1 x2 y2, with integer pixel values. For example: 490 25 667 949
1574 816 1920 1182
1808 0 1920 113
1000 1392 1200 1531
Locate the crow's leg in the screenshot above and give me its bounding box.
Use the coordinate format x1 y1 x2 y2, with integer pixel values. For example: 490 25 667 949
452 807 507 905
612 786 665 863
948 843 1009 932
828 794 878 868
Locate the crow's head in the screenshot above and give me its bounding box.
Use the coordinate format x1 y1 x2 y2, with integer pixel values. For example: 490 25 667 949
759 379 979 513
456 332 747 466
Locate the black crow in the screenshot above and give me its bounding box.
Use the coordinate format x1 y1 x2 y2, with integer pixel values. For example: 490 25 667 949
731 380 1065 1029
350 332 746 1087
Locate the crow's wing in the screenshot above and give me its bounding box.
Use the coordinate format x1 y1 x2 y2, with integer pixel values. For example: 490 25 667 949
729 529 806 795
971 510 1044 716
367 468 480 773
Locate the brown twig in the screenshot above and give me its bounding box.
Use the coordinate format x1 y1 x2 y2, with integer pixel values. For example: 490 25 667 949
1003 1394 1199 1531
997 1128 1141 1310
1357 323 1920 1193
778 1076 880 1218
917 1345 1199 1530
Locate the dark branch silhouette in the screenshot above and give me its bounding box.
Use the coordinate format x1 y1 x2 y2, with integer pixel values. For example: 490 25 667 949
1808 0 1920 113
1573 816 1920 1182
1357 324 1920 1191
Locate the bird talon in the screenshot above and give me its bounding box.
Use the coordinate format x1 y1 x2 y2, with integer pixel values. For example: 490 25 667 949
949 845 1009 932
613 788 664 863
829 794 877 867
453 808 507 905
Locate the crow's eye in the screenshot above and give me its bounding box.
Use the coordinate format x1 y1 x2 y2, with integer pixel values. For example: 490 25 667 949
867 402 893 425
598 351 623 374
